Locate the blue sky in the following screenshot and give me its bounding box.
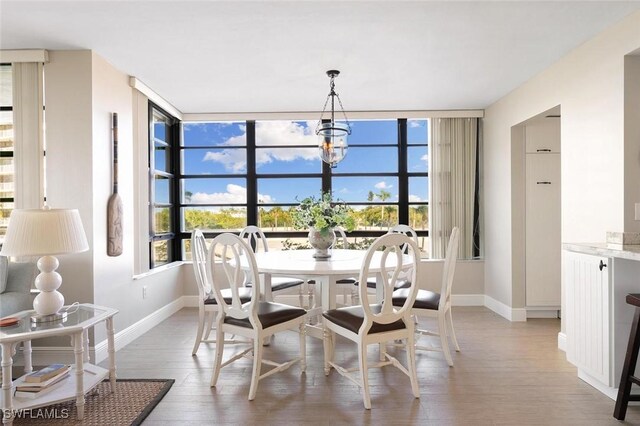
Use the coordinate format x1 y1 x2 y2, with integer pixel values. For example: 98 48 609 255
155 119 429 207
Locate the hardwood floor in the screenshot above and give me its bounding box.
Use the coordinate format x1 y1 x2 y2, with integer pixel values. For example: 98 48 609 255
102 307 640 425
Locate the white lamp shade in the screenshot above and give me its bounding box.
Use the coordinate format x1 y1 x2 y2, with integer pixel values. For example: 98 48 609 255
0 208 89 257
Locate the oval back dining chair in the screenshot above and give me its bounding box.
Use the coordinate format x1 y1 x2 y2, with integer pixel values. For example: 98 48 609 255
240 225 310 308
388 224 419 253
208 233 307 400
322 232 421 409
190 229 252 355
331 226 357 305
352 224 417 305
392 226 461 366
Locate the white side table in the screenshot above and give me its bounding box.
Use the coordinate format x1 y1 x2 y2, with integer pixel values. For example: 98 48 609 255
0 304 118 425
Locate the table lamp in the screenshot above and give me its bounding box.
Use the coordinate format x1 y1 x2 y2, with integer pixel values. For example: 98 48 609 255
0 207 89 323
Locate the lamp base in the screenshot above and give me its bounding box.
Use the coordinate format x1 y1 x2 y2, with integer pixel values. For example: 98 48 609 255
30 311 68 324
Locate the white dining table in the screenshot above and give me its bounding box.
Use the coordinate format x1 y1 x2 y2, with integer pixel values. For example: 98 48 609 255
250 248 413 339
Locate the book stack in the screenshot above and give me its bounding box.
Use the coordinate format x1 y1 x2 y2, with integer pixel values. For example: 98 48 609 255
14 364 71 399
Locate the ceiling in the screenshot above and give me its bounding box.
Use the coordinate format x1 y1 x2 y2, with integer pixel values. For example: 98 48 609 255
1 1 640 114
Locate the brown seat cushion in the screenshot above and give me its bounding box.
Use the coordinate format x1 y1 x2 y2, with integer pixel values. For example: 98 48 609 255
224 302 306 330
271 277 304 292
322 304 407 334
353 279 411 290
392 288 440 310
246 277 304 292
204 287 252 305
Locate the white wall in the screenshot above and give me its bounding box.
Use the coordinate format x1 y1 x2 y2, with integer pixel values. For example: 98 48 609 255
44 50 185 345
624 54 640 232
45 51 95 308
483 11 640 312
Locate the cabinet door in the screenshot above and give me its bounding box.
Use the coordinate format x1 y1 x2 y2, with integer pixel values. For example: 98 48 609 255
564 251 611 386
525 119 560 153
526 154 561 306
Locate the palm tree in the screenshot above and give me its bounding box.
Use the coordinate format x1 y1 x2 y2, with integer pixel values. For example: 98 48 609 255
377 189 391 222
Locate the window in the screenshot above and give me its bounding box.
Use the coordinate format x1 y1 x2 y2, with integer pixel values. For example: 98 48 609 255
149 104 179 268
176 118 430 256
0 64 14 241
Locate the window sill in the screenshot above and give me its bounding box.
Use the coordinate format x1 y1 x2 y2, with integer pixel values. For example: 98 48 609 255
133 261 187 280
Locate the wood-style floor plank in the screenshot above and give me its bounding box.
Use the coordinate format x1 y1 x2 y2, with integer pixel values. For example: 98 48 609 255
101 306 640 425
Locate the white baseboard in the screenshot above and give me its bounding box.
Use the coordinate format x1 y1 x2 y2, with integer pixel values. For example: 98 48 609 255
527 308 560 319
231 293 487 308
182 295 200 308
451 294 485 306
484 295 527 322
578 369 618 400
15 297 187 367
94 297 186 364
558 332 567 352
13 346 75 367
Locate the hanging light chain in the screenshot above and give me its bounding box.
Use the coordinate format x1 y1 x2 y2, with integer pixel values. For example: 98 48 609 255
334 92 351 134
315 71 351 135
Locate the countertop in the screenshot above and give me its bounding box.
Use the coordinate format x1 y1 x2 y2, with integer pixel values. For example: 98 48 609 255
563 242 640 262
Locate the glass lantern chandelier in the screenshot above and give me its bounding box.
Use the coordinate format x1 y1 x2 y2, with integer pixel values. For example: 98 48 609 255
316 70 351 168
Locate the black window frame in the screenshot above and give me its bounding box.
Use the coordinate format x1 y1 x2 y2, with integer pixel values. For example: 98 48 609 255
149 103 181 268
0 63 15 239
176 118 429 251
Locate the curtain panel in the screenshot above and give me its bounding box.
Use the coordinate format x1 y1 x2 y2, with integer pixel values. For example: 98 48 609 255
12 61 45 209
430 117 478 259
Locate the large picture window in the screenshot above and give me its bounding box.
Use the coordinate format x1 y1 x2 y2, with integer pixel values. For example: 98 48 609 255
176 118 430 257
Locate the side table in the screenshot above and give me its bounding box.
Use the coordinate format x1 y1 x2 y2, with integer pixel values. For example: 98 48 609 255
0 304 118 425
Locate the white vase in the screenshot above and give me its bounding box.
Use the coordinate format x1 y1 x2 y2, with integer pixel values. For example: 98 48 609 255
308 227 333 259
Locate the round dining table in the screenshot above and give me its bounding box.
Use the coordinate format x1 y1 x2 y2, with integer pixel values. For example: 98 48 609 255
250 248 413 339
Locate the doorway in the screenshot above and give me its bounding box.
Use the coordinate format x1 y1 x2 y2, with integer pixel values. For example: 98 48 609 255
511 106 561 319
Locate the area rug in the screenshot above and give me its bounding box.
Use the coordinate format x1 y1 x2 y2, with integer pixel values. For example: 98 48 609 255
13 379 174 425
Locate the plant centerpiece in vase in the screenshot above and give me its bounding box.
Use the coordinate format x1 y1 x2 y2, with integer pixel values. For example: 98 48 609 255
291 192 355 259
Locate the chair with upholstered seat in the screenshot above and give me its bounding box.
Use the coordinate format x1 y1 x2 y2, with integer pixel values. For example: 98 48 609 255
208 233 307 400
332 226 357 305
240 225 310 307
322 232 421 409
351 224 418 304
391 226 461 366
191 229 253 355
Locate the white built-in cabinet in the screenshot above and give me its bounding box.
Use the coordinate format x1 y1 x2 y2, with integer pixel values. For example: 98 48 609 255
525 119 561 308
525 120 561 153
564 250 611 385
563 245 640 399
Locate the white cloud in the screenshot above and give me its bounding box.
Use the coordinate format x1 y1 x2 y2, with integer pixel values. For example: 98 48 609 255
202 121 320 171
190 183 275 204
203 150 246 173
374 181 392 190
338 188 350 194
420 154 428 162
408 120 424 128
409 194 423 202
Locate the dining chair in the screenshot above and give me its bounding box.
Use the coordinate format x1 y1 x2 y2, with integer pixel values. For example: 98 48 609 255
190 229 252 355
333 227 357 305
392 226 461 366
351 224 418 304
208 233 307 400
322 233 421 409
240 226 310 308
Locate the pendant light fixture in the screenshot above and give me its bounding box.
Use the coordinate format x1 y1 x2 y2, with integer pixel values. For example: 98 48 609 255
316 70 351 168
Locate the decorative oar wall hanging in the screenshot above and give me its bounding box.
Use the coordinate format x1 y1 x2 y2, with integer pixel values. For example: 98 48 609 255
107 112 123 256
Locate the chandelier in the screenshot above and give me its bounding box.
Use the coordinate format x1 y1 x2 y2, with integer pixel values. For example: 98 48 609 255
316 70 351 168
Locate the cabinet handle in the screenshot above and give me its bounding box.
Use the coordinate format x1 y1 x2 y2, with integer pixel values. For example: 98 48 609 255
537 181 552 185
537 149 552 152
599 260 607 271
